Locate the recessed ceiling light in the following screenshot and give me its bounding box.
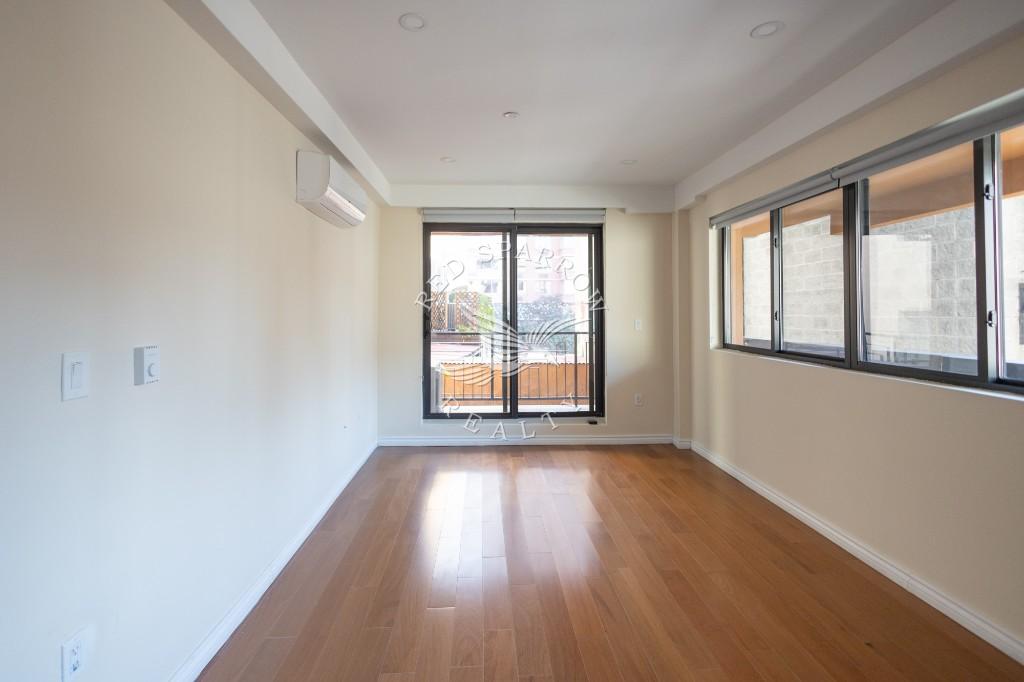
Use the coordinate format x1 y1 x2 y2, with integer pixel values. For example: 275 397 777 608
398 12 426 32
749 20 784 39
440 156 456 163
620 159 638 165
502 111 520 119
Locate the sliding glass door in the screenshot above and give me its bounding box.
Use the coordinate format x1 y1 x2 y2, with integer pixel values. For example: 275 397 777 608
424 229 509 416
423 224 604 418
515 230 599 414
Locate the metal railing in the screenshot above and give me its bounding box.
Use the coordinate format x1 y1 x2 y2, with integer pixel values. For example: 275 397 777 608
430 330 590 406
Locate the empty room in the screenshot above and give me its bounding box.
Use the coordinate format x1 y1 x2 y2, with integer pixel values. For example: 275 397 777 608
4 0 1024 680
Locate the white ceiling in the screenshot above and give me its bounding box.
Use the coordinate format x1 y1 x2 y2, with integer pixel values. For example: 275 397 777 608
251 0 952 187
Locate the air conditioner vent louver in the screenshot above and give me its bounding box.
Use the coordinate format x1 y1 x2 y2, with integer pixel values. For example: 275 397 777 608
296 150 368 227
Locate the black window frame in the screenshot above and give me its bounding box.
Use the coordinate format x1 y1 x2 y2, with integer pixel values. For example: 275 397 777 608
721 211 773 353
1019 283 1024 345
716 105 1024 397
422 222 606 419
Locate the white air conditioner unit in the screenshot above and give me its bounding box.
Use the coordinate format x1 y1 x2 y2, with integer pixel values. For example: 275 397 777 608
296 150 368 227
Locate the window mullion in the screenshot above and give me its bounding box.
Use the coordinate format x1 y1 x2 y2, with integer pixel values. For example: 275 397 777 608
975 137 999 382
721 227 731 345
771 209 782 352
853 179 871 369
590 232 599 414
507 227 518 417
842 184 857 368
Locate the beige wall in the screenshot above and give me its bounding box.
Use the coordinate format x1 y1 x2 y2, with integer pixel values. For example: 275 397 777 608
0 1 379 680
686 34 1024 644
674 209 693 441
377 208 675 441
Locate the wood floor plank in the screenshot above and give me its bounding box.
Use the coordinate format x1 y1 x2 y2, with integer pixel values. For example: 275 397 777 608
484 629 518 682
198 446 1023 682
366 471 441 628
450 666 485 682
451 577 485 668
278 583 375 681
379 507 447 674
340 627 394 682
483 556 514 631
234 636 294 682
430 534 463 608
533 481 622 682
606 567 696 682
197 531 334 682
511 583 553 678
355 470 424 589
522 516 551 554
503 507 536 586
586 458 717 673
271 478 407 678
631 449 891 680
379 673 415 682
482 520 506 558
586 574 659 682
267 528 359 638
415 607 456 682
656 473 908 680
459 507 484 578
528 552 590 682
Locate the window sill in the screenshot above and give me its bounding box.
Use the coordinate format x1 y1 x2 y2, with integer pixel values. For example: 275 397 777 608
713 346 1024 403
422 413 606 423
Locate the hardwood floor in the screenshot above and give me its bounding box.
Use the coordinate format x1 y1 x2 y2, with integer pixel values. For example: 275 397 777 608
198 445 1023 681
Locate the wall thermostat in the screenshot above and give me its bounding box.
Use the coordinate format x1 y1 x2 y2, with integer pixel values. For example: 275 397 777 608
133 346 160 385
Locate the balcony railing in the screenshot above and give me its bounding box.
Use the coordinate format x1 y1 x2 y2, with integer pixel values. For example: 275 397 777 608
430 330 591 407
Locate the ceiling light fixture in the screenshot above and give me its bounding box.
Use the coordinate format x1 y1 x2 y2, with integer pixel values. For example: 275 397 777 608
398 12 426 32
440 156 456 163
749 20 784 39
620 159 638 165
502 111 520 119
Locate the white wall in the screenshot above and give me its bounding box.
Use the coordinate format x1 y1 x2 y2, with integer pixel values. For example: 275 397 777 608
377 208 675 442
686 33 1024 649
0 1 379 680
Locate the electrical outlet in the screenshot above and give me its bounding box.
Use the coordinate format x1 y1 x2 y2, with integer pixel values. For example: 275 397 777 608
62 631 85 681
633 392 644 407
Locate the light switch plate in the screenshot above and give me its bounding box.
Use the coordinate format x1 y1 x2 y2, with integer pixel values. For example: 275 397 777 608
133 346 160 385
61 352 90 401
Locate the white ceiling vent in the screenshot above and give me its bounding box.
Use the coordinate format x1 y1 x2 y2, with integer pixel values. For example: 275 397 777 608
296 150 368 227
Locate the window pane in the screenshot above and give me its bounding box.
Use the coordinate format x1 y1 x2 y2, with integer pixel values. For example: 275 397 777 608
516 233 593 413
728 212 771 348
1000 124 1024 381
861 143 978 375
781 189 845 357
427 232 506 414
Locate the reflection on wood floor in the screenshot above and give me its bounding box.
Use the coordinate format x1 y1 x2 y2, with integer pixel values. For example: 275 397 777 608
198 445 1023 681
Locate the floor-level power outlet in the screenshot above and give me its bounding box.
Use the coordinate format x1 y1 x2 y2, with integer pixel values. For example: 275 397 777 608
62 627 92 681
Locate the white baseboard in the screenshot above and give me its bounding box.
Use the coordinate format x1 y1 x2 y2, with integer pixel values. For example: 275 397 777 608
672 437 691 450
376 434 675 447
686 440 1024 665
168 442 378 682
